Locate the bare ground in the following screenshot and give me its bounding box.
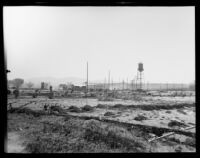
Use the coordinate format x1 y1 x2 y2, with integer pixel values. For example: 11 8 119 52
7 132 27 153
7 95 195 153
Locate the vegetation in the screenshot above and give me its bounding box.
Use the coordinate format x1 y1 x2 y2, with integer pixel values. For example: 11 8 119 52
168 120 188 128
68 106 82 113
26 82 34 88
81 105 94 112
23 116 147 153
134 115 148 121
104 112 115 116
12 78 24 89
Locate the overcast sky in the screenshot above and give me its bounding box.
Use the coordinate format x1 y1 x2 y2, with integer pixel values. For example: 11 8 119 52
4 6 195 84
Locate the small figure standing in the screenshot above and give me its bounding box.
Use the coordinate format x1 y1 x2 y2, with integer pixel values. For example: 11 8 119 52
33 89 38 98
13 89 19 99
49 86 54 99
9 103 12 110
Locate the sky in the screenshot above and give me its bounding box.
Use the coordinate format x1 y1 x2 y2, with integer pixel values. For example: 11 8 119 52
4 6 195 84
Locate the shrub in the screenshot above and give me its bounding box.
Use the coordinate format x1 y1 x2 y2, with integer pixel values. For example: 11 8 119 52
96 104 107 109
104 112 115 116
185 138 195 147
82 105 94 112
9 107 45 117
177 109 187 115
134 115 147 121
113 104 124 108
68 106 81 113
83 120 146 152
50 106 67 114
168 120 187 128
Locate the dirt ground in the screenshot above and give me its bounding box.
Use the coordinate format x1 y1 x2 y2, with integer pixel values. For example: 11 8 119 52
7 94 195 153
7 132 26 153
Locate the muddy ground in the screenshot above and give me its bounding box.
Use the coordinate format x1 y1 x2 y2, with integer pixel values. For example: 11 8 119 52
6 95 195 153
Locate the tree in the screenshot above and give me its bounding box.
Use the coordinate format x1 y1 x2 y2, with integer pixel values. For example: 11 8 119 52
41 82 48 89
59 84 67 90
67 82 74 89
13 78 24 89
26 82 34 88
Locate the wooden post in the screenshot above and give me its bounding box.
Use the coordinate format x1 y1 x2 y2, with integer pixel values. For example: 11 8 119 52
148 126 195 143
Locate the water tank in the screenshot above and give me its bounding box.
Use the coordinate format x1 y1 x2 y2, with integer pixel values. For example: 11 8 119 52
138 63 144 72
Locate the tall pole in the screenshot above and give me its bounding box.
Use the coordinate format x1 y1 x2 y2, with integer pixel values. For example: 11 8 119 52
132 80 134 91
86 62 88 105
136 73 138 90
119 77 120 90
140 72 142 89
166 83 168 91
112 78 113 91
108 70 110 90
127 78 128 90
104 78 106 90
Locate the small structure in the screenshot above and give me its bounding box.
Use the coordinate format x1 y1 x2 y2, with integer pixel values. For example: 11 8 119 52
136 62 144 91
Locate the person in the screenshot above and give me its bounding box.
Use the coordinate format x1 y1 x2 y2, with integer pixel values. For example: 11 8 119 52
49 86 54 99
33 89 38 98
13 89 19 99
9 103 12 110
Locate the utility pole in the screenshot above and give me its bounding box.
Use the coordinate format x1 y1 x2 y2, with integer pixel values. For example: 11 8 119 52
140 72 142 89
86 62 88 94
131 80 133 91
108 70 110 90
86 62 88 105
119 78 120 90
135 76 137 90
112 78 113 91
104 78 106 90
166 83 168 91
127 78 128 90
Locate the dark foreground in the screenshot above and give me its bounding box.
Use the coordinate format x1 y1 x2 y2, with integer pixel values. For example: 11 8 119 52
7 107 195 153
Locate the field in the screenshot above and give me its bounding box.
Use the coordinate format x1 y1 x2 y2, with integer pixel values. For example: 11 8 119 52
6 91 195 153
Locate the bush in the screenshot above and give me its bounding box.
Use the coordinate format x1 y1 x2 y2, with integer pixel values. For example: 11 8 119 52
134 115 147 121
104 112 115 116
177 109 187 115
185 138 195 147
113 104 124 108
82 105 94 112
68 106 81 113
168 120 187 128
9 107 45 117
83 120 146 152
50 106 67 114
96 104 108 109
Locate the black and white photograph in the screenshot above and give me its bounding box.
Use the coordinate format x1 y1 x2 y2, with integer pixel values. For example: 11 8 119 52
4 5 195 153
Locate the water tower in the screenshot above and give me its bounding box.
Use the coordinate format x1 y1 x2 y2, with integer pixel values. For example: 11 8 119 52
136 62 144 90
